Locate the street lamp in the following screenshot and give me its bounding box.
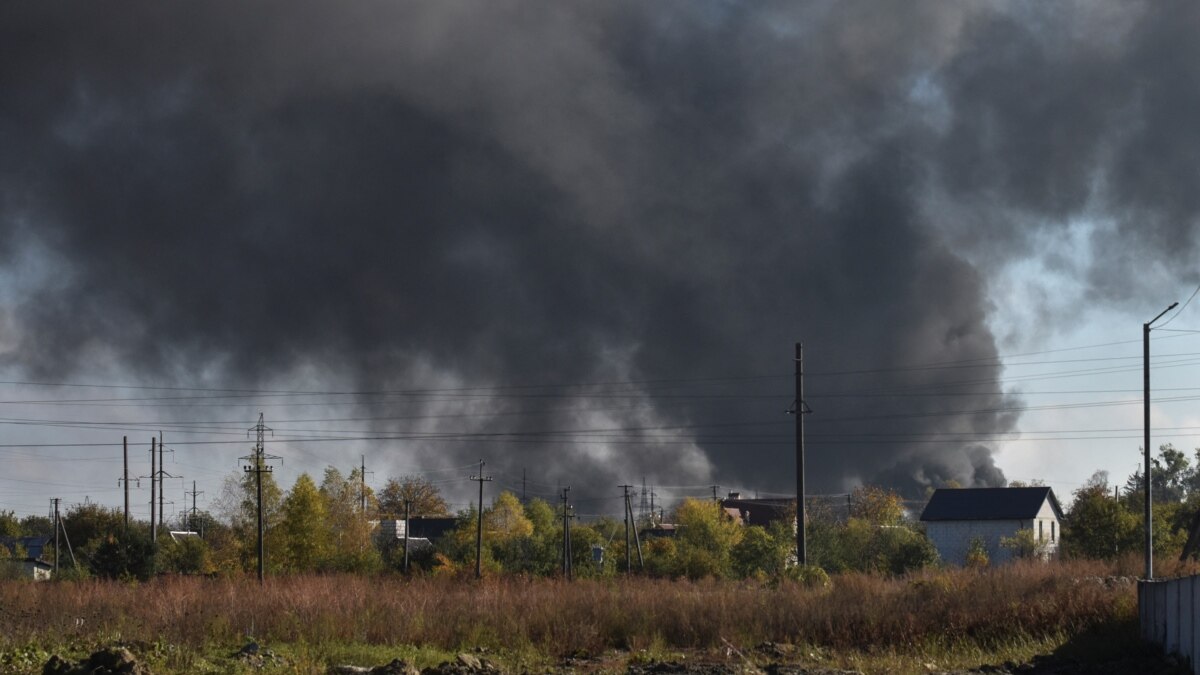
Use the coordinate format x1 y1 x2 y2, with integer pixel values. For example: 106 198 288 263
1144 301 1178 580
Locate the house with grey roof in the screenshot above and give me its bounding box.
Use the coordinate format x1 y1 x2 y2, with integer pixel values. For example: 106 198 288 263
919 487 1063 565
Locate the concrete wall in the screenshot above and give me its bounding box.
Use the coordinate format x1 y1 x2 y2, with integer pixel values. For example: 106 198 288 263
1140 576 1200 673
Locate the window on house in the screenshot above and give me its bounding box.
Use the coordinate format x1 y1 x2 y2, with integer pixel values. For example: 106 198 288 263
1038 520 1044 541
1051 521 1056 542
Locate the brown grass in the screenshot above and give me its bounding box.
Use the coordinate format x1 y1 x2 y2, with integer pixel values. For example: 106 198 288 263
0 559 1138 656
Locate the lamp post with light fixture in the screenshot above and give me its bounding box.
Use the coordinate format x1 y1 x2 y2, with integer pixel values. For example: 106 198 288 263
1144 301 1178 580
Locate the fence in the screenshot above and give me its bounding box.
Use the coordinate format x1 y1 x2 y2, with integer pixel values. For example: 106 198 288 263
1140 576 1200 673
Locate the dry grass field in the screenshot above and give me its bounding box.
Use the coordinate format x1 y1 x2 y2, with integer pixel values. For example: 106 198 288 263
0 559 1183 674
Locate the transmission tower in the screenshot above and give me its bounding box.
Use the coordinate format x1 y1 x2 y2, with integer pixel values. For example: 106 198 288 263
639 477 648 522
185 480 204 535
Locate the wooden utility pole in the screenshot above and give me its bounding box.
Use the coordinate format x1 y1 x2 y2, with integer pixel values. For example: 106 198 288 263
52 498 60 575
403 499 412 574
620 484 633 573
150 436 157 544
470 460 492 579
122 437 129 531
628 489 643 570
158 431 164 534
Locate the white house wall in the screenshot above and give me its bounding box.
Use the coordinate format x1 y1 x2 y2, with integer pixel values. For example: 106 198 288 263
1033 498 1061 557
925 519 1028 565
927 503 1061 566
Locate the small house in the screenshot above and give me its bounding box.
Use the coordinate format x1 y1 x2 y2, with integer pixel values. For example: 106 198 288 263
373 517 458 544
919 486 1063 565
719 495 796 528
0 536 53 581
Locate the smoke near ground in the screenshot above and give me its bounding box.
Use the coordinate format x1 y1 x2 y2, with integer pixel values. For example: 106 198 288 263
1 1 1197 504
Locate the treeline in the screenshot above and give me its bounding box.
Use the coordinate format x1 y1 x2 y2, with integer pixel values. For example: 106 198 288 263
1062 444 1200 561
8 447 1196 583
0 468 939 582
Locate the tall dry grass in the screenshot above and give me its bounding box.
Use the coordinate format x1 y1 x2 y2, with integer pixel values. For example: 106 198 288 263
0 559 1137 655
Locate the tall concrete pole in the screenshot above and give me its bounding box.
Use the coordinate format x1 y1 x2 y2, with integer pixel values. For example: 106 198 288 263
1145 301 1178 580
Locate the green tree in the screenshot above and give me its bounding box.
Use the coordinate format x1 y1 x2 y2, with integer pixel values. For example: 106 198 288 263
440 506 506 576
62 503 126 571
849 486 905 525
159 536 213 575
319 466 382 573
1125 444 1194 505
965 536 989 569
806 491 936 575
279 473 331 573
642 537 678 577
490 498 557 575
217 463 283 574
0 510 23 537
1063 482 1138 559
90 529 157 581
484 491 534 542
378 475 450 518
672 498 743 579
19 515 52 538
1000 528 1045 560
731 525 789 578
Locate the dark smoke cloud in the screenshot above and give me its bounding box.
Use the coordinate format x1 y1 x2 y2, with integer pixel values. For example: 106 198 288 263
1 1 1195 502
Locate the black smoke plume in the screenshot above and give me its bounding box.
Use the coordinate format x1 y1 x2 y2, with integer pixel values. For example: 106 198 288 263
2 2 1196 502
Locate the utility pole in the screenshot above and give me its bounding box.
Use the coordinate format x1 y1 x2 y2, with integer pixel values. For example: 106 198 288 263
791 342 812 566
561 487 573 580
240 413 277 584
50 498 77 574
150 436 157 544
185 481 203 535
629 490 644 569
159 431 164 534
710 485 720 502
1145 302 1178 580
119 436 130 532
620 485 633 573
155 433 177 534
470 459 492 579
403 499 412 574
359 455 375 516
52 498 60 575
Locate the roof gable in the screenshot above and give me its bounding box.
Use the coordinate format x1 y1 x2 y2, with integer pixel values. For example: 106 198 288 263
920 487 1062 522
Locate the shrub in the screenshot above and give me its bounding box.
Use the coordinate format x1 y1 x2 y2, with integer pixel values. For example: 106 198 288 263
1000 528 1045 561
965 536 989 569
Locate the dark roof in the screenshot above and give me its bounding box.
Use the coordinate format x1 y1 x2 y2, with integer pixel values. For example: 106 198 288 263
406 517 458 540
0 536 50 561
720 498 795 528
920 487 1062 522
